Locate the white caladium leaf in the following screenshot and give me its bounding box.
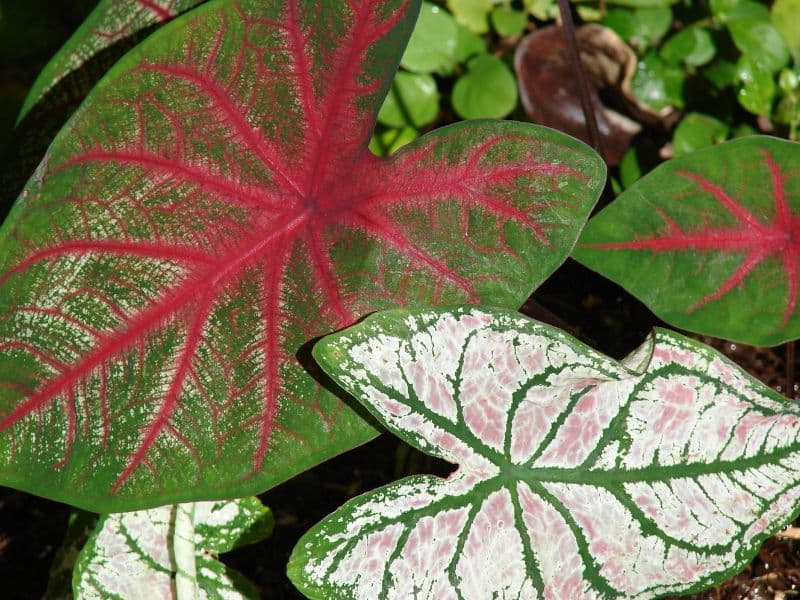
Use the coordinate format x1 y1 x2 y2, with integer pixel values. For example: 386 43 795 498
74 497 272 599
289 306 800 599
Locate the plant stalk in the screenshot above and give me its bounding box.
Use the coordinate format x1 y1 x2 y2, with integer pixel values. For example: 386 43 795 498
556 0 605 161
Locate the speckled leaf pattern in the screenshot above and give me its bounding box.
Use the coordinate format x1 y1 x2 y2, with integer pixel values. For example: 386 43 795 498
0 0 604 511
19 0 206 120
573 136 800 346
291 306 800 599
73 497 272 599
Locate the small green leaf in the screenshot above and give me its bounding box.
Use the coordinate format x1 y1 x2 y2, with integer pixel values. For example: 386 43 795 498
704 58 739 88
737 56 776 115
632 51 686 110
728 18 790 73
772 0 800 54
401 1 459 74
447 0 493 33
369 126 420 156
74 498 273 598
290 306 800 598
452 55 518 119
575 136 800 345
378 71 440 129
672 112 728 156
454 22 488 63
660 27 716 67
604 0 677 7
490 5 527 37
523 0 558 21
710 0 769 22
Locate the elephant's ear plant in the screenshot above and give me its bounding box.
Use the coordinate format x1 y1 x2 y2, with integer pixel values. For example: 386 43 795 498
293 306 800 599
0 0 604 512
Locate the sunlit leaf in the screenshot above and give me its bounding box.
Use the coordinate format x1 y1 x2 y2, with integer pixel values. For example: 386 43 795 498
574 136 800 345
0 0 604 511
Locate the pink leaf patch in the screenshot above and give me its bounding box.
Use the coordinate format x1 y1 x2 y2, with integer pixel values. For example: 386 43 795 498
292 306 800 598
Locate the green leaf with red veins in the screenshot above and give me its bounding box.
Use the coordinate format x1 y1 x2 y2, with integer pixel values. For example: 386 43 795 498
19 0 207 121
0 0 604 511
573 136 800 346
292 306 800 599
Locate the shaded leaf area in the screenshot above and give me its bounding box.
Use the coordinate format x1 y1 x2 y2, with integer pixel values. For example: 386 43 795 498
73 497 273 598
2 1 206 217
292 306 800 599
574 136 800 346
19 0 207 121
0 0 604 511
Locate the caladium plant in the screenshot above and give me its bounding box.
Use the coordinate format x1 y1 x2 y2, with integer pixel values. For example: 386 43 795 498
574 136 800 346
19 0 206 122
73 496 272 598
0 0 604 512
291 306 800 599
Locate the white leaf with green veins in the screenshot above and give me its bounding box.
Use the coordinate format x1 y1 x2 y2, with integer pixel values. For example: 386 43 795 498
289 306 800 599
74 497 272 599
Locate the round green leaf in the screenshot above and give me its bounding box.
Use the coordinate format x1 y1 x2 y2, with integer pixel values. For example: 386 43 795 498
447 0 492 33
660 27 716 67
453 22 487 63
452 54 518 119
737 56 776 115
728 18 790 73
575 136 800 345
369 126 420 156
710 0 769 22
672 112 728 156
401 1 458 74
378 71 440 129
604 7 672 50
490 5 527 37
631 51 686 110
772 0 800 54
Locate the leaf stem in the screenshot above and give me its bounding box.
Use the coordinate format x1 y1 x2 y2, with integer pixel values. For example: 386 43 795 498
556 0 605 161
174 503 199 600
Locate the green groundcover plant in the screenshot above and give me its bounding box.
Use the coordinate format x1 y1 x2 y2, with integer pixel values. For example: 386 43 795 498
2 0 800 597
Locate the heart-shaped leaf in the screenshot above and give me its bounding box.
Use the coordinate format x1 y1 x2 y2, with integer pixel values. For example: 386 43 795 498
0 0 604 511
573 136 800 346
74 497 272 599
19 0 206 121
291 306 800 599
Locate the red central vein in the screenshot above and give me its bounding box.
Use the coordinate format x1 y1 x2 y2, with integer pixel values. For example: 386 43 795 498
0 240 212 287
138 63 303 197
60 149 289 210
0 211 310 442
305 2 376 196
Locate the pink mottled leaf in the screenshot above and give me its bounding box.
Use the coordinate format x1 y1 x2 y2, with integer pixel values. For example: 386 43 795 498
291 306 800 599
0 0 604 511
573 136 800 346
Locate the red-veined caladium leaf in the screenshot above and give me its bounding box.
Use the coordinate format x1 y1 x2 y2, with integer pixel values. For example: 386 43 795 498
0 0 605 511
291 306 800 599
573 136 800 346
18 0 207 122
